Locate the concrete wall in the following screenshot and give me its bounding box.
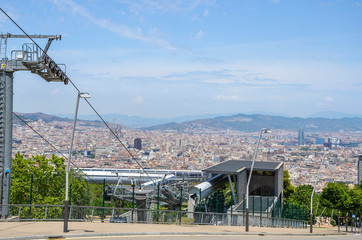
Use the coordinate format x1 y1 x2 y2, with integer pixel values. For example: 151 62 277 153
276 164 284 199
236 171 247 202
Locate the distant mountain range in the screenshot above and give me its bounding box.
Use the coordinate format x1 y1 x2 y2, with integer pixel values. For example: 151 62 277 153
308 111 362 119
142 114 362 132
14 112 105 128
55 113 237 128
14 112 362 132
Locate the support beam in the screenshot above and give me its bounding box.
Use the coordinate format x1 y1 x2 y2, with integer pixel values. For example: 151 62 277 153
227 175 237 206
0 34 61 40
0 70 13 218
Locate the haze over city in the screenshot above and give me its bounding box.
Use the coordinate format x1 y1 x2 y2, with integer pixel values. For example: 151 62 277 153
1 0 362 118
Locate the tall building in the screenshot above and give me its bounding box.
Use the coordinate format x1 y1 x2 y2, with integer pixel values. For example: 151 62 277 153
176 138 182 148
315 138 325 145
358 155 362 184
298 128 305 145
134 138 142 150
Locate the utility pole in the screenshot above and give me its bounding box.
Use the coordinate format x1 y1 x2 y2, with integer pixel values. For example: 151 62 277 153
0 33 68 218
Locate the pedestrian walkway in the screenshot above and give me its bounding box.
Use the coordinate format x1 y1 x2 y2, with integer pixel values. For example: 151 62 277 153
0 222 349 239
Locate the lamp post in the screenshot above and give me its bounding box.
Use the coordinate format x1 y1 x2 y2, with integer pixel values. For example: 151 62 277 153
310 152 327 233
245 128 271 232
64 92 90 232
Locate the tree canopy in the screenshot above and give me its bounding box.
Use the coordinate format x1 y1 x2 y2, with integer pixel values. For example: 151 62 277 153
320 182 350 212
283 170 295 199
11 152 89 205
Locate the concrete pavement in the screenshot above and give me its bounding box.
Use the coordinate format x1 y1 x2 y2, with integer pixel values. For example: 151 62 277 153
0 222 351 239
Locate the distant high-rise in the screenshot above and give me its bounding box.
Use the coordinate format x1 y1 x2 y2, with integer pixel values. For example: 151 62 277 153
358 155 362 184
315 138 325 145
176 138 182 148
134 138 142 150
298 128 305 145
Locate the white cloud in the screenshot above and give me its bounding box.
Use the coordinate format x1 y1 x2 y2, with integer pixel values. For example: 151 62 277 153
131 96 144 104
51 88 61 95
203 79 235 84
318 96 334 106
270 0 280 4
214 95 243 102
121 0 205 15
203 9 209 17
50 0 177 50
196 30 205 39
325 97 333 102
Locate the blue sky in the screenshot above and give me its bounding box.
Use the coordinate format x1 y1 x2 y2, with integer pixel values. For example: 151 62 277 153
1 0 362 118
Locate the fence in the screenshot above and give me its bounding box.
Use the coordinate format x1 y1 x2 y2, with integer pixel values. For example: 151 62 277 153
0 204 306 228
233 195 307 223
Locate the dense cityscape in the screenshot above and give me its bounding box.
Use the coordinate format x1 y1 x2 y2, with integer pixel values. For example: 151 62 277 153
1 1 362 237
13 118 360 192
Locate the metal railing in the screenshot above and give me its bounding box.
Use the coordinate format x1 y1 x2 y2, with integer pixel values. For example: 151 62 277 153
0 204 306 228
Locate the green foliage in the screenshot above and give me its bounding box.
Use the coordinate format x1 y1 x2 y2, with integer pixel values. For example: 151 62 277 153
320 182 350 212
87 183 112 207
330 219 336 226
283 170 295 200
347 187 362 215
11 152 89 206
287 184 314 206
286 184 318 221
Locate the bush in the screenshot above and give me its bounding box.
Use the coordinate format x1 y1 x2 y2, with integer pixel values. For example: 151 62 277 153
330 219 336 226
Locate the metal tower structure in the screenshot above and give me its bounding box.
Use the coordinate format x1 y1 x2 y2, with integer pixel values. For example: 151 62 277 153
0 33 69 218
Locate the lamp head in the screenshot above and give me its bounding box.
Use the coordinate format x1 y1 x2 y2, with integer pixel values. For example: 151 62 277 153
79 92 91 98
261 128 272 134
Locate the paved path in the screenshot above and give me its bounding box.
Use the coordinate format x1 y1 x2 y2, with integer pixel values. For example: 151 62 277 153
0 222 355 240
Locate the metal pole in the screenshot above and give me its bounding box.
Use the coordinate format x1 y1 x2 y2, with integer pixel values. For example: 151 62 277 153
69 184 72 206
260 196 262 226
179 187 182 224
331 209 334 222
338 210 340 232
310 152 327 233
246 128 270 232
28 174 33 218
252 195 255 217
267 198 269 219
227 175 237 205
216 190 219 213
132 183 135 223
199 188 202 211
230 192 233 225
102 179 105 222
64 93 80 232
243 193 245 222
157 183 160 222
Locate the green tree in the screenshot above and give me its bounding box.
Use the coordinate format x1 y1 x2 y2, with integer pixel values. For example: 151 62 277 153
283 170 295 200
287 184 319 221
11 152 89 206
348 187 362 215
320 182 350 213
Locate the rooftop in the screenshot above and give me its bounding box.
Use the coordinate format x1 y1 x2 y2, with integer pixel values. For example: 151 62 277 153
203 160 283 175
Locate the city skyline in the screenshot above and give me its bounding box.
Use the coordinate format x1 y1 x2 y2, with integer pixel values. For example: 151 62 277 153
1 0 362 118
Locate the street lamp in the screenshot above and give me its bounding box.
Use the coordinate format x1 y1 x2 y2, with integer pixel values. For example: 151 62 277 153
64 92 90 232
310 152 327 233
245 128 271 232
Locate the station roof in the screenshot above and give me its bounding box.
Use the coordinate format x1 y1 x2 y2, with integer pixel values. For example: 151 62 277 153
203 160 283 175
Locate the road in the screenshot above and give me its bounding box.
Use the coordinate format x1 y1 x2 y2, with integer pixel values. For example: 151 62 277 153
65 233 361 240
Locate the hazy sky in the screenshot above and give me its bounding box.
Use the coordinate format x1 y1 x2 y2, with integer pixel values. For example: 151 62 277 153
1 0 362 118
